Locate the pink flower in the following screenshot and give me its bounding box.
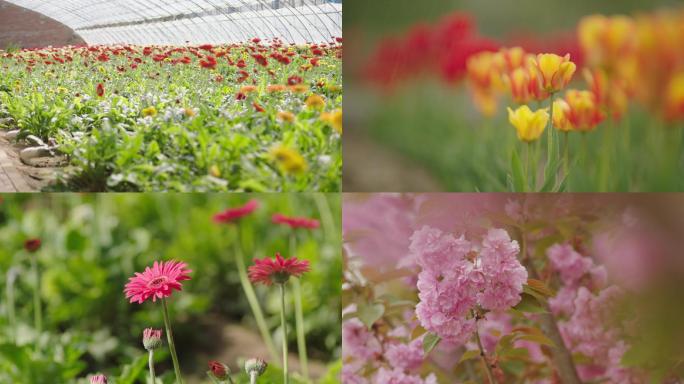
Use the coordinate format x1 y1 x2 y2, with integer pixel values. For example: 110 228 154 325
124 260 192 304
248 252 309 285
374 367 437 384
410 225 473 273
547 243 593 285
477 229 527 311
90 374 107 384
272 213 320 229
213 199 259 223
385 338 424 372
342 318 382 360
208 360 229 380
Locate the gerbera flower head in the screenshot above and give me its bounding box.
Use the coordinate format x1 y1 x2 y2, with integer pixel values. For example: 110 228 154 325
142 328 163 351
24 238 41 253
245 358 268 377
124 260 192 304
96 83 104 97
208 360 230 380
90 374 107 384
213 199 259 223
248 252 310 285
272 213 320 230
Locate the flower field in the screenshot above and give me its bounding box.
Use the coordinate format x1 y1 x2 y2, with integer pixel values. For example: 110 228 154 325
345 2 684 192
0 194 342 383
0 40 342 192
342 194 684 383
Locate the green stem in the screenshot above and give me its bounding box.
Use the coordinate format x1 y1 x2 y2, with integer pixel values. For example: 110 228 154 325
290 234 309 381
231 225 279 364
148 350 156 384
31 253 42 335
279 283 289 384
545 94 556 189
474 320 496 384
6 268 16 343
563 131 569 180
250 372 257 384
524 143 530 192
161 298 184 384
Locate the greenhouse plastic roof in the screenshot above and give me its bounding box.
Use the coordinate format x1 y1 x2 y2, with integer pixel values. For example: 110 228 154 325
4 0 342 45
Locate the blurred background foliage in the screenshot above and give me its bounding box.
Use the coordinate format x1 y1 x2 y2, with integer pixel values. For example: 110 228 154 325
0 193 341 383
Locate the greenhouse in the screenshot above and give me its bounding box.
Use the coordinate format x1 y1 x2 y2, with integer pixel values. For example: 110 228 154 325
0 0 342 192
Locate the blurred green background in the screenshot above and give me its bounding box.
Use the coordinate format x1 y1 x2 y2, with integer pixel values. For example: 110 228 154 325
344 0 684 192
0 193 341 383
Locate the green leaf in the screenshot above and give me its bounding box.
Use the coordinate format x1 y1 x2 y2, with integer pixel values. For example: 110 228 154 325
526 279 555 298
512 292 547 314
515 333 556 348
357 302 384 330
116 354 148 384
423 332 441 355
510 149 526 192
459 349 480 363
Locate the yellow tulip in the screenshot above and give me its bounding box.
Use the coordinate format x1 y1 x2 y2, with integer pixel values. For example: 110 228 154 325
508 105 549 142
534 53 576 93
552 99 572 132
665 72 684 121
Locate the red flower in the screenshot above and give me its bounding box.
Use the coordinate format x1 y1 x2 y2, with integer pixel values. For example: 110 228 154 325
24 238 41 253
96 83 104 97
248 253 310 285
208 361 228 379
96 53 110 62
287 75 303 86
124 260 192 304
199 44 214 51
200 55 217 69
252 102 265 112
251 54 268 67
272 213 320 229
213 199 259 223
251 38 261 44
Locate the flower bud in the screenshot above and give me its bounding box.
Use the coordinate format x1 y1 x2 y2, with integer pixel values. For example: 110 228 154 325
90 374 107 384
208 360 230 380
142 328 163 351
245 358 267 377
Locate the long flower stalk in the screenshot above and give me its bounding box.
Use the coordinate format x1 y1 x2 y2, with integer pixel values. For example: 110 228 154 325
148 350 156 384
5 267 17 343
289 234 309 380
31 253 42 334
230 225 279 364
161 298 184 384
279 283 289 384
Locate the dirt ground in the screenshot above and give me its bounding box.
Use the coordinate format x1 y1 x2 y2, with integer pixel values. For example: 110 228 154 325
0 131 67 191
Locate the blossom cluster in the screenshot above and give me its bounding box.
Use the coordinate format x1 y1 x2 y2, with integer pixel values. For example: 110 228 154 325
411 226 527 344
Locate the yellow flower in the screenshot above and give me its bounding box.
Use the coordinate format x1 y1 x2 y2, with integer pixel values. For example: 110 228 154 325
564 90 603 131
270 145 307 174
184 107 196 117
533 53 576 93
288 84 309 94
321 109 343 134
507 105 549 142
552 99 572 132
579 14 635 68
277 111 296 123
664 72 684 120
142 106 157 117
305 94 325 109
98 66 106 74
56 86 68 94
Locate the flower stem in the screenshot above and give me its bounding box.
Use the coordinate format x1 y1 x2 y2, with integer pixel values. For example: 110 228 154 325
524 143 530 192
250 372 257 384
5 267 17 343
562 131 569 180
31 253 42 335
279 283 289 384
231 225 279 364
289 234 309 381
474 320 496 384
148 350 156 384
161 298 184 384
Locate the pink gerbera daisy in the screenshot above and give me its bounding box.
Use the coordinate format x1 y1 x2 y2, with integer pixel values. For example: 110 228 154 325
248 252 310 285
272 213 320 229
124 260 192 304
213 199 259 223
90 374 107 384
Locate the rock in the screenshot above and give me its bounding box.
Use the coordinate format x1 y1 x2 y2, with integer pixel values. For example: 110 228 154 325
25 135 47 147
19 146 51 164
5 129 20 140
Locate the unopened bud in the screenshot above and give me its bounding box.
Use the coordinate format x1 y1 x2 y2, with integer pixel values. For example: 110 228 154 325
142 328 162 351
208 360 230 380
90 374 107 384
245 358 267 377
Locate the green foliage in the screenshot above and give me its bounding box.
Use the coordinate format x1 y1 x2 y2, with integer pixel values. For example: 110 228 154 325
0 194 341 383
